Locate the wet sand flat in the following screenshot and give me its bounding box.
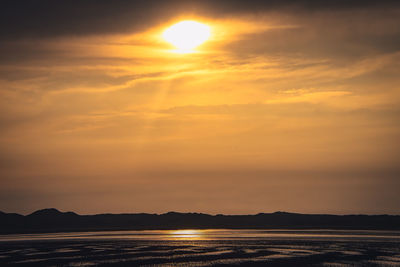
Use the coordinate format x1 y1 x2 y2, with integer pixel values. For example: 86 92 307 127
0 230 399 266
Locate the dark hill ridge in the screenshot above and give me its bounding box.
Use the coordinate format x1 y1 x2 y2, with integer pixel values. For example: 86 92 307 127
0 209 399 234
28 208 78 217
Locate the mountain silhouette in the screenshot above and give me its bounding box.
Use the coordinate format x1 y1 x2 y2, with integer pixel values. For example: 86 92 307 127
28 208 78 217
1 209 399 234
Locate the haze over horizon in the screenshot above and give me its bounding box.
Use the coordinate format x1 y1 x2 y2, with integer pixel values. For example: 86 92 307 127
1 0 399 215
3 208 400 217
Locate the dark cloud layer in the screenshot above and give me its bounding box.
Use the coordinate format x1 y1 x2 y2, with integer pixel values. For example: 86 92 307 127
1 0 399 39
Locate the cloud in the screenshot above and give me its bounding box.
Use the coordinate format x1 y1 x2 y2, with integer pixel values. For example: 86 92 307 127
1 0 400 214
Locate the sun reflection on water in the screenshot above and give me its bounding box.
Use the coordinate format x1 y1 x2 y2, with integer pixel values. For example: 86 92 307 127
168 230 204 240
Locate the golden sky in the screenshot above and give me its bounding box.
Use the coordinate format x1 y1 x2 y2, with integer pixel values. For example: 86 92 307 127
0 0 399 214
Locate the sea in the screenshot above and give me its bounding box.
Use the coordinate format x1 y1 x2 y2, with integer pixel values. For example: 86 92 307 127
0 229 399 266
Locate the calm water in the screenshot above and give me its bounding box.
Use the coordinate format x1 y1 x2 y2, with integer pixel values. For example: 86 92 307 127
0 229 399 266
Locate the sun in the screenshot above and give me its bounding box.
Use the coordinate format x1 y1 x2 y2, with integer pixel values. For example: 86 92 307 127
163 20 211 53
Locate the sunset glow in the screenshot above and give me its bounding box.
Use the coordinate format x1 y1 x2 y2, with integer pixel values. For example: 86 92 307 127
1 0 399 216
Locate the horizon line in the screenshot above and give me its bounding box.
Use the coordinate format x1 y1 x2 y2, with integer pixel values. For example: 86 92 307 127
2 208 399 217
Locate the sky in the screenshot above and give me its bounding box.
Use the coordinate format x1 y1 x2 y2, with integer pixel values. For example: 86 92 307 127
1 0 399 215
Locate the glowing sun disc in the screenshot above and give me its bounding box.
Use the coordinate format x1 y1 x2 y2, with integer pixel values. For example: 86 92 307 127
163 20 211 51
